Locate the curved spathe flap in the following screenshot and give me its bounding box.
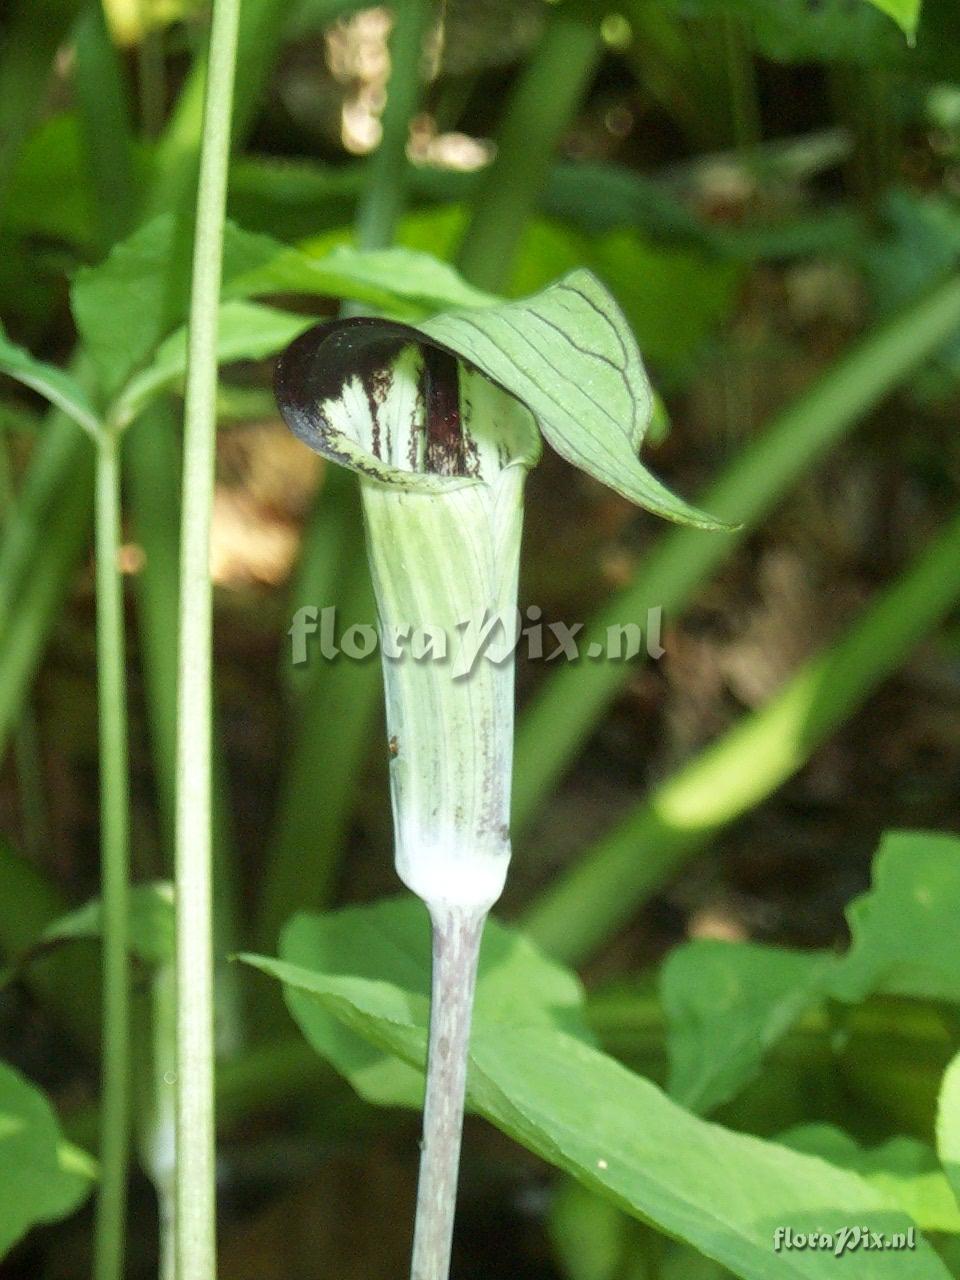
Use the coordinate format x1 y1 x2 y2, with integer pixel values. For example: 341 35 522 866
420 270 735 531
274 316 541 493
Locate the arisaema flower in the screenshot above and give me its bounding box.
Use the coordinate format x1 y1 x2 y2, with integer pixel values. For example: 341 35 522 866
274 269 729 1280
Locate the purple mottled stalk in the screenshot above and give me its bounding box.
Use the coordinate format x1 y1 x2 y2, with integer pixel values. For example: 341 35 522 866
410 906 486 1280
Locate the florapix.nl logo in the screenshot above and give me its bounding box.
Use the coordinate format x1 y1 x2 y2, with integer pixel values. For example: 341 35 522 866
288 604 666 677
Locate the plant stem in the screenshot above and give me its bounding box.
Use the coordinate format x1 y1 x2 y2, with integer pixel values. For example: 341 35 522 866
93 431 132 1280
173 0 241 1274
411 906 485 1280
126 403 247 1055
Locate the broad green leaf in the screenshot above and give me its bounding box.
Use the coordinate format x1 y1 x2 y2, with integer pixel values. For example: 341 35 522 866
0 1061 95 1258
278 898 592 1108
829 831 960 1004
352 207 739 385
113 302 313 426
936 1052 960 1205
661 941 835 1114
71 215 496 399
224 243 497 317
71 216 199 395
780 1126 960 1233
40 881 173 965
70 216 292 395
241 906 949 1280
0 323 101 439
419 270 733 530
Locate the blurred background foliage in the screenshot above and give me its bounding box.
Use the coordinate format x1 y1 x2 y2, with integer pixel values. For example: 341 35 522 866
2 0 960 1275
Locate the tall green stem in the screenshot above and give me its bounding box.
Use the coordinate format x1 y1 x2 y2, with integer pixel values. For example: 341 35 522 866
92 432 132 1280
173 0 241 1275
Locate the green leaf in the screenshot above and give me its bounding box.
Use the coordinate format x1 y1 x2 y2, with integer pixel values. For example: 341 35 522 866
0 322 101 439
661 941 835 1114
829 831 960 1004
865 0 922 38
419 270 734 530
277 897 592 1108
113 301 314 426
0 1061 95 1258
3 114 100 249
657 830 960 1120
224 243 497 317
779 1126 960 1234
71 214 496 400
40 881 174 965
70 215 285 396
936 1052 960 1205
241 904 949 1280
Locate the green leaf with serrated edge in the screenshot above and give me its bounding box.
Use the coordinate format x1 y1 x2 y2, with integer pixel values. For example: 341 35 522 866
661 941 836 1114
829 831 960 1005
0 1061 94 1259
240 907 949 1280
936 1052 960 1205
71 214 496 399
279 898 592 1108
39 881 173 966
418 270 733 530
112 302 314 427
780 1126 960 1234
0 323 101 439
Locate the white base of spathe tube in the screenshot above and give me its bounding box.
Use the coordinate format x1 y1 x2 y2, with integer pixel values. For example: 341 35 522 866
395 833 510 915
